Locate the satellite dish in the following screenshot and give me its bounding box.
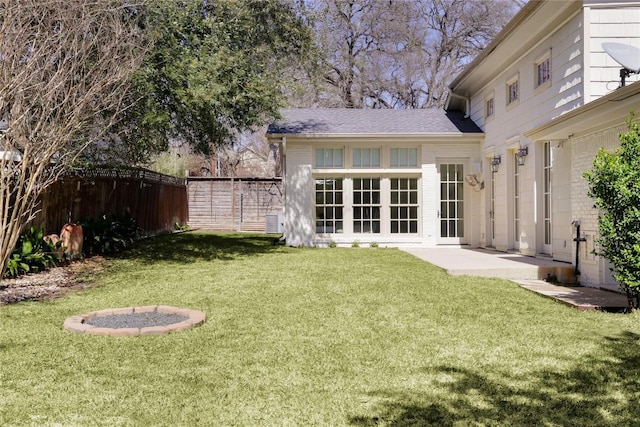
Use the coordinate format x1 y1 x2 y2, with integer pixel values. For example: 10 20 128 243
602 42 640 87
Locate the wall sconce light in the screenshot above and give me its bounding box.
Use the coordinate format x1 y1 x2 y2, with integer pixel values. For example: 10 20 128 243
516 147 528 166
490 155 501 173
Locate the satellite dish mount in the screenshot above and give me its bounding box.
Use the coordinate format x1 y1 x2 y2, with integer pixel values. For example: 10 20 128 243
602 42 640 88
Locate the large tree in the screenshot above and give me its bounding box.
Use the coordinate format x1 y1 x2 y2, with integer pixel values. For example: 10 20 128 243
295 0 521 109
0 0 146 273
91 0 315 167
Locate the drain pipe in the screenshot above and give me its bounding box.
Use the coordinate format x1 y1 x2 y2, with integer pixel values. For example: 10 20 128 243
572 220 586 276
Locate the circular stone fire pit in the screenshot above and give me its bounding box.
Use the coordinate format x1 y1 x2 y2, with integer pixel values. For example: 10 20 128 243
64 306 206 336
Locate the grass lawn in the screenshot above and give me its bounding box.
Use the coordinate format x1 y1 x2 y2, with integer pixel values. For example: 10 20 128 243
1 232 640 426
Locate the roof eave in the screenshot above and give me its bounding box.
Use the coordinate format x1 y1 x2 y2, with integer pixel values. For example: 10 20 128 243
525 82 640 141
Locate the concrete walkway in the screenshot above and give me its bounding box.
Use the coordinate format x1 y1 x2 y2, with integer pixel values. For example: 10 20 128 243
402 247 629 312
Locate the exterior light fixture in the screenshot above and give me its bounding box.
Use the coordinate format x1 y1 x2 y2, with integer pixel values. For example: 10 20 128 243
490 155 501 173
516 147 528 166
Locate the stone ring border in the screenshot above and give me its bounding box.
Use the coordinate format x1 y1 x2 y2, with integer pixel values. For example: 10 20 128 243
64 305 206 336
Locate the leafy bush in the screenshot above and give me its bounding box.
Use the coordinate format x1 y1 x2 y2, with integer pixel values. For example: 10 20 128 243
4 227 60 278
584 115 640 308
81 214 141 255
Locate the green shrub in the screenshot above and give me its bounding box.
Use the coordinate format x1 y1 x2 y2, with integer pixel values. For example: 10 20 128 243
351 240 360 248
370 242 379 248
329 241 337 248
81 214 141 255
4 227 60 278
584 114 640 308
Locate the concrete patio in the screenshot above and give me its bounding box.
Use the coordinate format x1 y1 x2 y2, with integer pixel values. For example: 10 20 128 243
402 247 629 312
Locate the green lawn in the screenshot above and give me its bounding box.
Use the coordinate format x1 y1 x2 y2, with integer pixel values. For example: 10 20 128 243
1 232 640 426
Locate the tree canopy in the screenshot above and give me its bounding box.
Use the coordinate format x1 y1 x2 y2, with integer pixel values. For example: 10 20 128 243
288 0 521 109
92 0 314 166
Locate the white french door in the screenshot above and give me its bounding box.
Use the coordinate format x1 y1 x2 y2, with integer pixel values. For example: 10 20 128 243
542 142 552 254
438 162 467 244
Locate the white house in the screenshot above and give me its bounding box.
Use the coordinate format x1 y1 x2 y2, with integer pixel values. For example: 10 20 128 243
267 0 640 289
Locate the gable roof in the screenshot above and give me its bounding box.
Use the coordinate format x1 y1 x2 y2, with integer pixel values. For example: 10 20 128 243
267 108 483 136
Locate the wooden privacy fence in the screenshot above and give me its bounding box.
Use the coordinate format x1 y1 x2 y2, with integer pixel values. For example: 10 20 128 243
187 177 283 232
33 167 188 235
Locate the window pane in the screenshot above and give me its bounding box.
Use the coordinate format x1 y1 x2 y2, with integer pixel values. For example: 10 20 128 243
335 191 343 204
410 221 418 233
315 149 324 167
372 178 380 190
354 178 361 190
324 150 333 167
410 192 417 204
353 149 361 167
334 149 343 167
390 149 398 166
399 148 408 166
362 149 370 166
409 148 417 166
372 149 380 167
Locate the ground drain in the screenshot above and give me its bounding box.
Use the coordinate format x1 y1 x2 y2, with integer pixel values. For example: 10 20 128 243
64 305 206 336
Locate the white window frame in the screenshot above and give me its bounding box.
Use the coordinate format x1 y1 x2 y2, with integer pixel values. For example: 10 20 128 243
352 147 381 168
535 52 551 89
352 177 381 234
389 148 418 168
315 148 344 168
506 74 519 106
389 177 419 234
315 178 344 234
485 93 495 120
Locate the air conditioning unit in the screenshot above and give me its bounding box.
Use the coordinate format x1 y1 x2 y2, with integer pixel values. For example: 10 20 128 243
265 213 284 234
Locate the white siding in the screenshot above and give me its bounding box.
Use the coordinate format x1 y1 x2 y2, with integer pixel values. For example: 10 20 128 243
284 144 314 246
570 124 625 287
587 6 640 100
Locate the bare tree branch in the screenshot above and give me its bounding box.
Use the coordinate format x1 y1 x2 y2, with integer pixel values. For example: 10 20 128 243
0 0 146 273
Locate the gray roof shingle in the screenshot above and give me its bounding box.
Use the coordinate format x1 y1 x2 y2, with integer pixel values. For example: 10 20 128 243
267 108 482 135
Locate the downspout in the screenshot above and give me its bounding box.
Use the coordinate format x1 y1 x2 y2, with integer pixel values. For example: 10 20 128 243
447 91 471 118
280 136 287 243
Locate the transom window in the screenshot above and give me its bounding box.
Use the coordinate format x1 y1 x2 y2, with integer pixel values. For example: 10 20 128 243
507 77 519 105
390 178 418 234
536 55 551 87
353 178 380 233
315 148 343 168
315 178 343 233
390 148 418 167
353 148 380 167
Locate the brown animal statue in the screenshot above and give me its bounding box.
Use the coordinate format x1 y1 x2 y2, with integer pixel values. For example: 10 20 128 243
60 223 83 259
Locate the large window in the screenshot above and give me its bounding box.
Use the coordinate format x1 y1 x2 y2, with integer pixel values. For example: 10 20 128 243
353 148 380 167
315 148 343 168
353 178 380 233
390 148 418 167
315 178 343 233
390 178 418 233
